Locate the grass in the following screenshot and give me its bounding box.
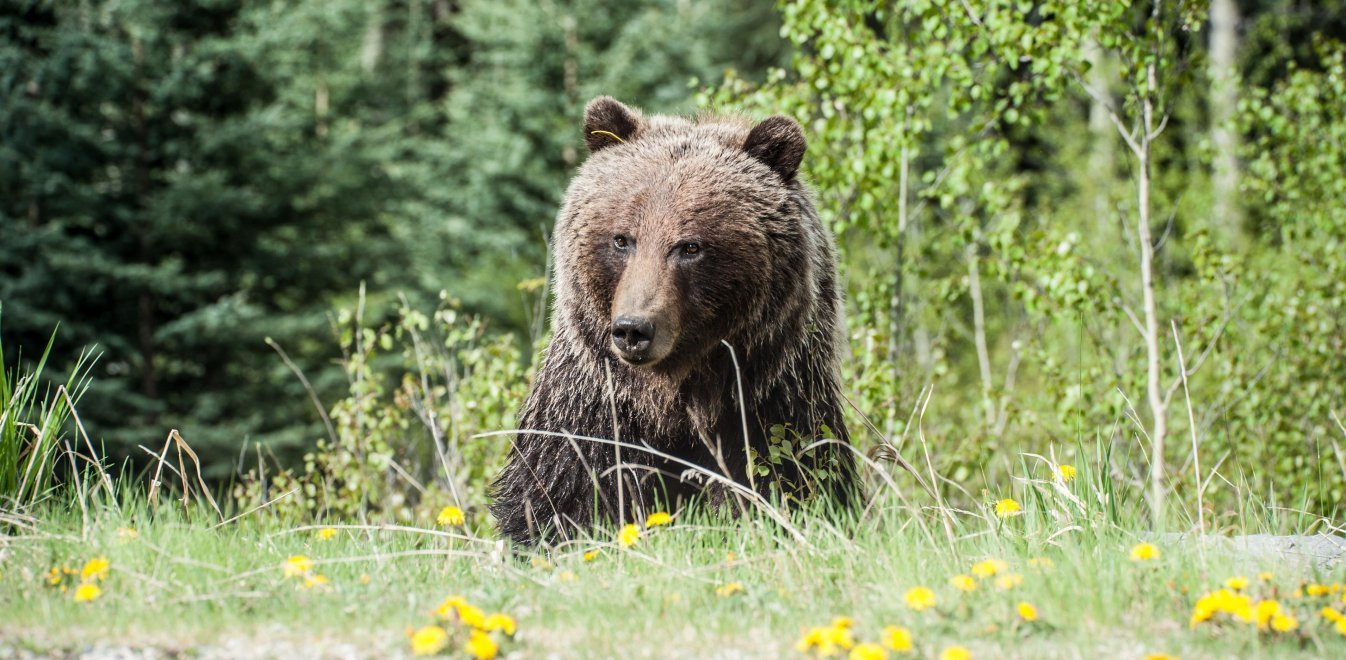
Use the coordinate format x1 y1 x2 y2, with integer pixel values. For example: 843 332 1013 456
3 459 1345 659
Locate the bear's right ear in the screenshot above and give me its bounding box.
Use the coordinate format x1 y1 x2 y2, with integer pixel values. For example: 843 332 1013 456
744 115 807 182
584 96 644 153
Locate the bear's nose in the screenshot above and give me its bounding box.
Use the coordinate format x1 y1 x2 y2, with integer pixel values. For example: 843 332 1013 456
611 315 655 360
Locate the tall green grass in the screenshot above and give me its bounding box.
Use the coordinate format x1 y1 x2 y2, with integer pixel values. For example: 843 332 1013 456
0 307 96 507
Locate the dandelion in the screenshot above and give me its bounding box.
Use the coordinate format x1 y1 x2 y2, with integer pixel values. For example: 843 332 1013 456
971 559 1007 578
46 567 66 586
1335 616 1346 636
903 586 936 611
482 613 517 636
645 512 673 527
437 506 465 526
1258 572 1274 582
435 595 485 628
940 646 972 660
1129 543 1160 562
80 557 110 582
995 574 1023 591
1059 464 1077 481
1252 599 1281 628
1016 601 1039 621
72 583 101 603
530 557 553 571
950 575 977 592
317 527 337 541
796 623 854 655
583 549 601 562
1225 576 1249 590
410 625 449 656
880 625 913 653
1270 613 1298 632
558 570 577 582
716 582 745 598
360 573 372 585
302 574 330 590
282 555 313 578
1322 607 1343 622
1307 583 1331 597
850 643 888 660
1144 655 1177 660
618 523 641 548
993 498 1021 518
464 630 498 660
831 617 853 629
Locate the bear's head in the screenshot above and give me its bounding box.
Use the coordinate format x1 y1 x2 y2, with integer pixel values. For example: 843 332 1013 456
554 97 811 375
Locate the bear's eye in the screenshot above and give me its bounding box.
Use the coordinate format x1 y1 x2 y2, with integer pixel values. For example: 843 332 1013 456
680 242 701 257
613 235 630 250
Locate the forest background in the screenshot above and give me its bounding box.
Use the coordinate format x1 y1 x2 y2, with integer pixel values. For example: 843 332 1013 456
3 0 1344 526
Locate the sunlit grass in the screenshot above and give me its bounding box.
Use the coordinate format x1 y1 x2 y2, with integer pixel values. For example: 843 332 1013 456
2 464 1344 658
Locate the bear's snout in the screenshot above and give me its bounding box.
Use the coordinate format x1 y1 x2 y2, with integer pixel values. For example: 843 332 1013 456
611 315 656 362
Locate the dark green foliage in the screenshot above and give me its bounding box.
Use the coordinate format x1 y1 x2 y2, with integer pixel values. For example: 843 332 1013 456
1 0 783 479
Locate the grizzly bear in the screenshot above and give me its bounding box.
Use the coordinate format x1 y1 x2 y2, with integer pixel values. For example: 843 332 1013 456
490 97 857 546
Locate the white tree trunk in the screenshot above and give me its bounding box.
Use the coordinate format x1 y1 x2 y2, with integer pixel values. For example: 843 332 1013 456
1209 0 1242 240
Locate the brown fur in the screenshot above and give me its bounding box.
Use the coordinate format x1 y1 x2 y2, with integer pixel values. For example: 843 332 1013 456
490 97 858 546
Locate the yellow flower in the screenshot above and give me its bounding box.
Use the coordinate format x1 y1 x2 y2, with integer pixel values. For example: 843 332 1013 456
831 616 853 629
437 506 465 526
1307 583 1331 597
903 586 936 611
795 624 855 655
940 646 972 660
360 573 372 585
464 630 498 660
618 523 641 548
645 512 673 527
80 557 110 582
1225 576 1249 590
115 527 139 541
995 574 1023 591
1059 464 1077 481
482 613 517 636
1258 572 1274 582
435 595 468 620
457 603 487 629
971 559 1007 578
530 557 553 571
716 582 745 598
282 555 313 578
583 549 600 562
1270 613 1298 632
950 575 977 592
1322 607 1343 622
993 498 1021 518
1129 543 1160 562
1335 616 1346 636
46 567 65 586
1189 589 1254 627
1017 601 1039 621
72 583 102 603
1144 655 1177 660
881 625 913 653
317 527 337 541
1252 599 1281 628
1027 557 1055 570
558 570 577 582
410 625 449 656
850 643 888 660
302 574 330 589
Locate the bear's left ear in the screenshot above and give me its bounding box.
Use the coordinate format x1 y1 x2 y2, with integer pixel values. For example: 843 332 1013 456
744 115 807 181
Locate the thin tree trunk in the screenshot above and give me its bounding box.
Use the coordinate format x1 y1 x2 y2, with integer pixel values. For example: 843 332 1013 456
1137 62 1167 530
1086 35 1115 231
967 241 995 430
1209 0 1241 240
